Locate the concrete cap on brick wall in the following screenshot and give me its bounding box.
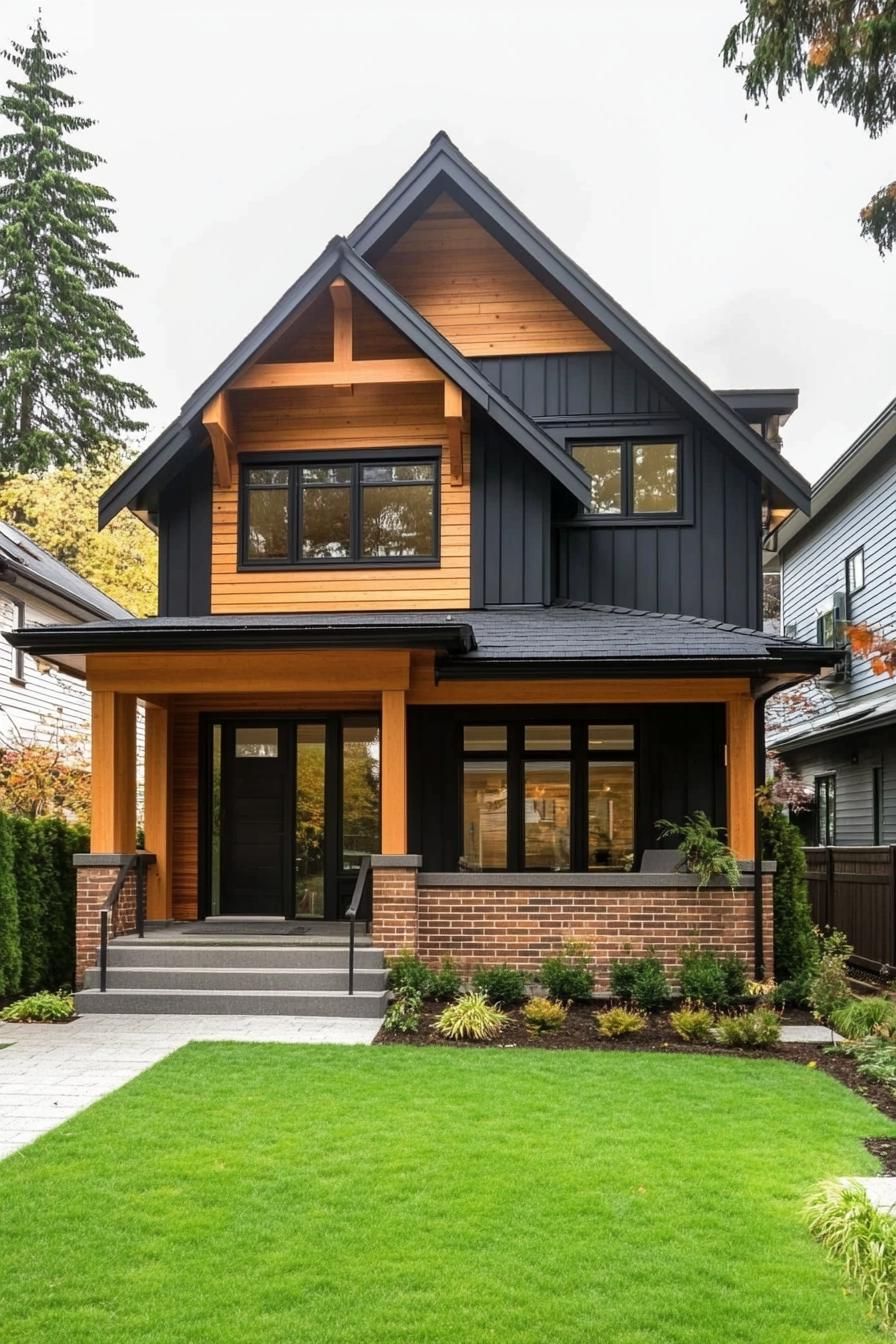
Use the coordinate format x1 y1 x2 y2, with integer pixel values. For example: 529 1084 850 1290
371 854 423 869
73 852 157 867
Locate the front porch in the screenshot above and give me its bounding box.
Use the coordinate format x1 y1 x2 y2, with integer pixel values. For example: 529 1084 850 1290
65 628 776 998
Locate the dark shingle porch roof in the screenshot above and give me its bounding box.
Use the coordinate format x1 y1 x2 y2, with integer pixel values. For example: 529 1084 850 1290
5 602 835 680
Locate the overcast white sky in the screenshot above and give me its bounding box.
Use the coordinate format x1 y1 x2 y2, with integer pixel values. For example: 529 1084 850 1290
5 0 895 482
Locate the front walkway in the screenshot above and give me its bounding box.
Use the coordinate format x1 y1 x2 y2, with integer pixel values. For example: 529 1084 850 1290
0 1012 381 1160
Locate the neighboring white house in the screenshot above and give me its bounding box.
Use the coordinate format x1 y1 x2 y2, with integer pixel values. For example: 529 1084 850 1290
0 521 133 764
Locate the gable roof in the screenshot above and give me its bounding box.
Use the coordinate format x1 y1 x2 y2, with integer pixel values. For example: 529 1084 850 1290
99 241 593 527
0 521 131 620
770 396 896 555
349 133 811 513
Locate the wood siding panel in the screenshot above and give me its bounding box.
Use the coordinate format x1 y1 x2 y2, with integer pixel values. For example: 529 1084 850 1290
210 382 471 612
377 195 608 357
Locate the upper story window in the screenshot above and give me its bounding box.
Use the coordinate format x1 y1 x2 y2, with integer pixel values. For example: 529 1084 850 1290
571 439 680 517
241 453 439 567
845 547 865 596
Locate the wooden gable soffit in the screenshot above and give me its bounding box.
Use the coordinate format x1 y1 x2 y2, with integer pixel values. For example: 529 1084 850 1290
444 380 464 485
201 392 235 489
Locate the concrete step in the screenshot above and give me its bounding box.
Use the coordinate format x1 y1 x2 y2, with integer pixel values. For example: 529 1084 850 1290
83 966 388 992
104 944 385 970
74 987 388 1018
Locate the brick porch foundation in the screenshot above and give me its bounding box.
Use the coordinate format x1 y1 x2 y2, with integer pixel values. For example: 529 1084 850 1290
73 855 140 988
372 862 775 986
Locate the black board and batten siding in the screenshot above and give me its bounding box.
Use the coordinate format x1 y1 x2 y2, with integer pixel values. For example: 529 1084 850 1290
158 453 212 618
474 352 763 627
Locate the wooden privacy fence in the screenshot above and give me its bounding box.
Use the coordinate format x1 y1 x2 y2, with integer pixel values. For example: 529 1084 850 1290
805 847 896 974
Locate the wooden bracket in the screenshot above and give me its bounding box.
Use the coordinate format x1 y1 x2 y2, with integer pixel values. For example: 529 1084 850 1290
201 391 235 489
330 279 353 389
444 380 464 485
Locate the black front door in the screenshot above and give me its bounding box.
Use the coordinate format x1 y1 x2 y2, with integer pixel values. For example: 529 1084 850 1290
220 722 291 916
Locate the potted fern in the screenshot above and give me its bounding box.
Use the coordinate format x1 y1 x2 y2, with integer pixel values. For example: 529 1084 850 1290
655 812 742 891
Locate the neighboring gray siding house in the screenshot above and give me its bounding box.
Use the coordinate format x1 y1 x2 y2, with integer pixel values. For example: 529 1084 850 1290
766 399 896 844
0 522 132 763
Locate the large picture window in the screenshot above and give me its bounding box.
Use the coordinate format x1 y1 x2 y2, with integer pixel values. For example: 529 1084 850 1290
241 453 439 566
571 439 681 517
460 722 635 872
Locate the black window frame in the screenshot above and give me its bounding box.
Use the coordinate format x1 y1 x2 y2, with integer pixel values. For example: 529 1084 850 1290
459 719 637 873
845 546 865 597
238 448 441 570
9 599 24 684
569 435 684 520
815 774 836 846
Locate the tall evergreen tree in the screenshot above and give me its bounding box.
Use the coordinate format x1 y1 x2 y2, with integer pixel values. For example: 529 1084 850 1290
0 18 152 475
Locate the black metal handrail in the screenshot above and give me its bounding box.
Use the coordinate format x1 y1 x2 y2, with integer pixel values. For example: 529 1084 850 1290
99 853 151 992
344 855 372 997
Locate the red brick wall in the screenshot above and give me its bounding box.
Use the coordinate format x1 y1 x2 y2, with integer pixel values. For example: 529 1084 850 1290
75 867 137 988
373 874 774 985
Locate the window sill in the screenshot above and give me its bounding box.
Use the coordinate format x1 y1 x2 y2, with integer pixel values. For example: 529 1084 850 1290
237 558 442 573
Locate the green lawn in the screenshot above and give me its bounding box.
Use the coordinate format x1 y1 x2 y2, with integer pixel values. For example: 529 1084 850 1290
1 1045 894 1344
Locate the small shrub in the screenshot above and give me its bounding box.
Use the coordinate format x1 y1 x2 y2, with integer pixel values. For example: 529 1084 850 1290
805 1180 896 1330
714 1007 780 1048
435 993 508 1041
770 975 811 1010
609 956 669 1013
808 928 853 1024
655 811 741 890
522 996 568 1033
847 1037 896 1092
669 1004 715 1042
594 1006 645 1037
429 958 462 1002
678 947 746 1009
539 942 594 1002
472 963 528 1006
383 988 423 1034
830 996 896 1041
0 990 75 1023
387 950 433 997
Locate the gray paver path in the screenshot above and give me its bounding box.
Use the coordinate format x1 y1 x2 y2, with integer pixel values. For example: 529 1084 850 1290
779 1024 843 1044
0 1012 381 1160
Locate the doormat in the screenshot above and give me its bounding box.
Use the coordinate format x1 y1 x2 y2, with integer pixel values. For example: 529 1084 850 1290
181 921 309 936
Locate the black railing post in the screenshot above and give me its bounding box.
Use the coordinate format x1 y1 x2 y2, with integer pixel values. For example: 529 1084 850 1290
344 855 371 999
100 908 109 992
348 916 356 996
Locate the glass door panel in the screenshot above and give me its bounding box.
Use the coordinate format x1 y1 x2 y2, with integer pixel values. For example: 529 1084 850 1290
342 720 380 870
295 724 326 917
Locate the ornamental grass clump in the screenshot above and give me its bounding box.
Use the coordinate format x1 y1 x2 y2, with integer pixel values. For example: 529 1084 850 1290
831 995 896 1041
539 941 594 1002
471 964 528 1006
594 1006 645 1038
714 1007 780 1049
522 996 568 1034
669 1004 715 1042
805 1180 896 1331
435 992 508 1041
609 955 670 1013
0 989 75 1023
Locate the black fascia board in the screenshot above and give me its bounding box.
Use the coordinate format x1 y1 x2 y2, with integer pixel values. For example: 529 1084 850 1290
4 620 476 658
434 653 839 681
99 238 592 526
347 134 812 515
715 389 800 418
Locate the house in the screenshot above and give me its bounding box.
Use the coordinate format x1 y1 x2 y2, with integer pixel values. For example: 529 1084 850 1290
6 134 833 1013
766 397 896 845
0 520 131 770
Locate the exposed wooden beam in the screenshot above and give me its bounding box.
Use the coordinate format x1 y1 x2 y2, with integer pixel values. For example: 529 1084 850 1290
229 357 444 392
91 691 137 852
201 391 235 489
726 695 756 860
143 702 172 920
86 649 412 696
381 689 407 853
329 279 353 372
444 380 464 485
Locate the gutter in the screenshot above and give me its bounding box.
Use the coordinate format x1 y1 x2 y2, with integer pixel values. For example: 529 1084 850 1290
0 561 129 624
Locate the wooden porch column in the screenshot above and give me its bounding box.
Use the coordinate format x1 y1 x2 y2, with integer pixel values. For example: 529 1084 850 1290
726 694 756 860
381 689 407 853
90 691 137 852
143 702 172 919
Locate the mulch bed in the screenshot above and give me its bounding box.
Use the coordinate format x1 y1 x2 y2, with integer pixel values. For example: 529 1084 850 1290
375 1002 896 1139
